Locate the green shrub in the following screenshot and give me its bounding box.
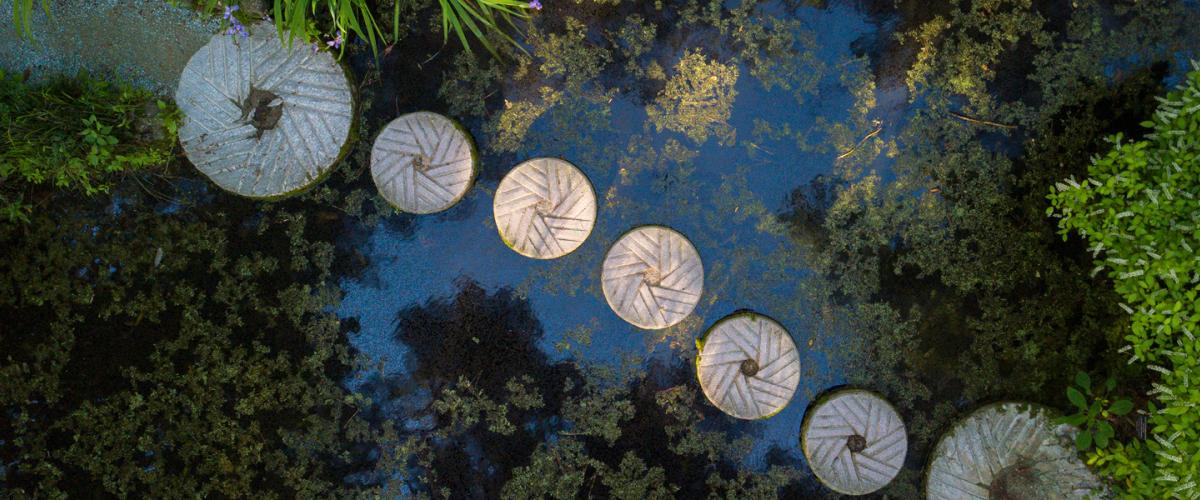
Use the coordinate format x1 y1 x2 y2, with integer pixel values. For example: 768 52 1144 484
1048 62 1200 497
0 72 178 223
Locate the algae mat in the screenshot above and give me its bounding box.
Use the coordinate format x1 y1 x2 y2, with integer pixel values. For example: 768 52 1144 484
1 0 219 94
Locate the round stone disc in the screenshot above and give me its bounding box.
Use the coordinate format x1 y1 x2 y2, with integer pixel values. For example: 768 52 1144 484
494 158 597 259
176 24 353 198
601 226 703 329
697 312 799 419
371 111 476 214
801 389 907 495
926 402 1106 499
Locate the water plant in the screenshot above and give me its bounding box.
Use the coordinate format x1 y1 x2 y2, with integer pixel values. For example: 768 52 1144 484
0 71 177 223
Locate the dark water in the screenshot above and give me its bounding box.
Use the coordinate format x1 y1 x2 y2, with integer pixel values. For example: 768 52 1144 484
339 2 884 467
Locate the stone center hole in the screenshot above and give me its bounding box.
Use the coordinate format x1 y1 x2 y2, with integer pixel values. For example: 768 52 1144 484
241 87 283 136
535 198 553 215
412 154 433 173
740 358 759 377
642 267 662 286
846 434 867 453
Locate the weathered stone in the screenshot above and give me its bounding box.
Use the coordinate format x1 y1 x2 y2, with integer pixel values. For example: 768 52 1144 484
601 226 703 329
801 388 906 495
494 158 596 259
926 402 1108 500
176 24 353 198
371 112 476 214
697 312 799 419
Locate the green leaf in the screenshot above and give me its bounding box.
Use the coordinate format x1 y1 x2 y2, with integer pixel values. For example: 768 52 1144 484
1094 424 1111 448
1075 372 1091 393
1076 430 1092 451
1104 376 1116 392
1109 399 1133 415
1067 386 1087 409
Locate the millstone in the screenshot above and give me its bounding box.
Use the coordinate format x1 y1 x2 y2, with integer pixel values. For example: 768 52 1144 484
176 24 353 198
601 226 703 329
926 402 1107 499
697 312 799 419
371 111 476 214
494 158 597 259
801 388 907 495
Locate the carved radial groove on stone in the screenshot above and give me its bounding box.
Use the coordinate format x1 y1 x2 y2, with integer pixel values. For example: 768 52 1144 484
601 226 703 329
926 402 1107 500
697 313 799 419
371 112 476 214
176 24 353 198
494 158 597 259
802 389 907 495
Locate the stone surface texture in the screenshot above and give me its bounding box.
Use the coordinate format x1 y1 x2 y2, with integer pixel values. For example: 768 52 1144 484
601 226 703 329
926 402 1108 499
494 158 596 259
802 389 907 495
372 112 476 214
697 312 799 419
177 24 353 198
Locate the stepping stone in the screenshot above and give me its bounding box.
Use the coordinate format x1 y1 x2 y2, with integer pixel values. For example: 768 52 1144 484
696 312 799 419
801 388 907 495
371 112 476 214
601 226 703 329
926 402 1107 499
176 24 353 198
494 158 596 259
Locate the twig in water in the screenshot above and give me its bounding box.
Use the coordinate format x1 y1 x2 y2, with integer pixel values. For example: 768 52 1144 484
837 124 884 160
948 111 1016 129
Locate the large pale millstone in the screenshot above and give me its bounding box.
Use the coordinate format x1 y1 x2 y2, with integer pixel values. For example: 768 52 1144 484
176 25 353 198
801 389 907 495
926 402 1107 500
697 312 799 419
601 226 703 329
371 112 476 214
494 158 597 259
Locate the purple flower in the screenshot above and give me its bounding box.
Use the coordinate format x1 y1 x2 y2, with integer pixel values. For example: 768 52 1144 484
528 0 542 10
223 4 248 39
326 31 343 50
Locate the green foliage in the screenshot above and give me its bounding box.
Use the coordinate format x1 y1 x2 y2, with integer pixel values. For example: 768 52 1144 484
438 0 534 56
1048 64 1200 498
177 0 396 57
646 50 739 145
0 188 382 495
1055 372 1132 451
0 72 176 224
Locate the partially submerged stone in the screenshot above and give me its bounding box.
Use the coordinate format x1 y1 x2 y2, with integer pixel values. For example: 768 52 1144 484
494 158 596 259
176 24 353 198
601 226 703 329
371 111 476 214
926 402 1107 499
697 312 799 419
801 388 907 495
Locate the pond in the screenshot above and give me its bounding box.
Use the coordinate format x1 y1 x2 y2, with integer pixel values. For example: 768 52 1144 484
5 0 1200 497
339 0 885 472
